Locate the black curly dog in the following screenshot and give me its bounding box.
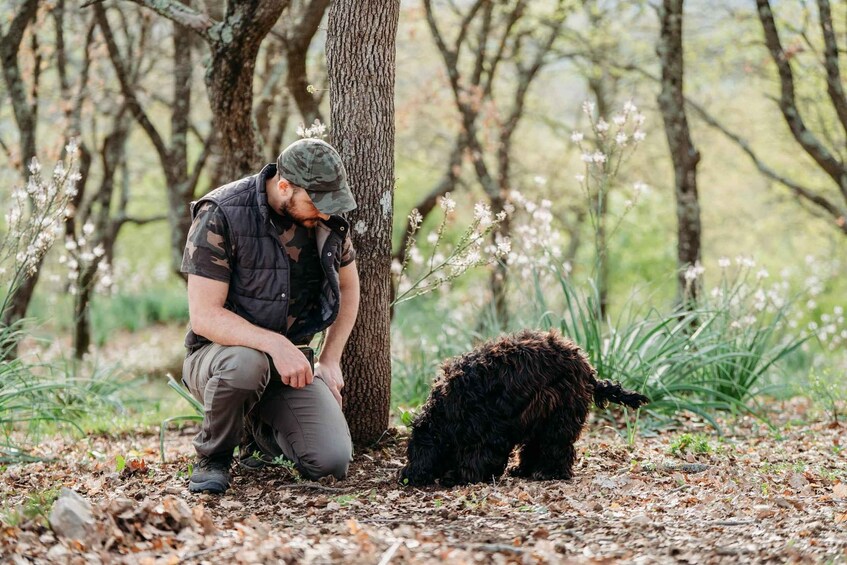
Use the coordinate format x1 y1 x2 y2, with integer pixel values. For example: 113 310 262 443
399 330 648 486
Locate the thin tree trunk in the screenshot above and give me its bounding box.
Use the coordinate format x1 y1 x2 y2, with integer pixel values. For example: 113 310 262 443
657 0 701 306
586 76 614 317
327 0 399 446
0 0 41 336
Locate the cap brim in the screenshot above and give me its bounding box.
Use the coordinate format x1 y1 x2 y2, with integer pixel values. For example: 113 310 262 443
307 180 357 215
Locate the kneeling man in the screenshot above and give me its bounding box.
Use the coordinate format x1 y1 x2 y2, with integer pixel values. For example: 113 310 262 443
180 138 359 494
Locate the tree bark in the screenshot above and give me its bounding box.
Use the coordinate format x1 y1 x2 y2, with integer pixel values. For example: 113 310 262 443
657 0 702 306
327 0 399 446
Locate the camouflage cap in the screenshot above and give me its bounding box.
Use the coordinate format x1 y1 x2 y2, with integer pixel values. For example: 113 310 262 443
276 139 357 215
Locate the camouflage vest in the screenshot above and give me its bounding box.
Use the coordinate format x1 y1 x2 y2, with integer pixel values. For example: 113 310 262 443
189 164 350 345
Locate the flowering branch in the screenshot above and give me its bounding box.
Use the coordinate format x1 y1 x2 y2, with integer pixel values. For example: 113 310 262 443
391 193 509 306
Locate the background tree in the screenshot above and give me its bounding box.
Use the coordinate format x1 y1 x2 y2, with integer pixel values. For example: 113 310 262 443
748 0 847 236
410 0 568 324
327 0 400 445
123 0 288 182
255 0 331 162
657 0 702 305
94 2 213 278
0 0 44 333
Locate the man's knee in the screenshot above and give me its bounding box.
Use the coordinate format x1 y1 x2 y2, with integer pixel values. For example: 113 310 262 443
212 346 270 391
300 439 353 480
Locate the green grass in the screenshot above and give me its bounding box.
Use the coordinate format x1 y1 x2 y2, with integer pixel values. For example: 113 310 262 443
669 433 713 456
28 285 188 346
1 487 60 527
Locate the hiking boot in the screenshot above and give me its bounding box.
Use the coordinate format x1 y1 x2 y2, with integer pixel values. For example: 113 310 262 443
237 439 274 471
189 454 232 494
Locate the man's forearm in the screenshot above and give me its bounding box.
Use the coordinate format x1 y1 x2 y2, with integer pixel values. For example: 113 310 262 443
193 306 289 356
320 268 360 363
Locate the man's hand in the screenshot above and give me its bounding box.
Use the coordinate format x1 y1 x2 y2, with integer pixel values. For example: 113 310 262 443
268 336 314 388
315 360 344 408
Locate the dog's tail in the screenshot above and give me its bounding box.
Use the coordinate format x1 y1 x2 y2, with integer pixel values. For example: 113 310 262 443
592 378 649 409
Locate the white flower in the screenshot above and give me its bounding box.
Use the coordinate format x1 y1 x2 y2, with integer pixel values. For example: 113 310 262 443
83 222 95 236
613 114 626 126
615 132 628 145
473 202 492 223
426 232 438 244
575 174 586 183
591 151 606 164
533 175 547 186
633 130 646 141
718 257 731 269
624 101 638 114
408 209 423 229
756 269 769 280
440 193 456 213
496 238 511 256
633 181 649 195
684 262 705 282
390 259 402 275
570 131 584 143
634 113 646 125
581 153 593 163
28 157 41 174
596 119 610 132
582 101 595 115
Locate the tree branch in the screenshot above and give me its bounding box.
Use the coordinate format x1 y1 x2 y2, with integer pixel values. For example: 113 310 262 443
121 0 215 43
94 4 169 163
815 0 847 136
188 129 216 197
615 61 846 234
755 0 847 195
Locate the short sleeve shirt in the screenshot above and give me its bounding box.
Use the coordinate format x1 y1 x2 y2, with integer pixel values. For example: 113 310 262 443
181 202 355 337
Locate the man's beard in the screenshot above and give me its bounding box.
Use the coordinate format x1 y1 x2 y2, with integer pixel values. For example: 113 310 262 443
282 201 319 228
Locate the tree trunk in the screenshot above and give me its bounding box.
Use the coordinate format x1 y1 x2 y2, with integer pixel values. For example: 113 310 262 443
327 0 399 446
657 0 702 306
168 13 194 277
0 0 41 336
206 46 265 184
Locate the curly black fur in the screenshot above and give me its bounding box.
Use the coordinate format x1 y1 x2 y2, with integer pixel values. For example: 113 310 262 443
399 329 649 486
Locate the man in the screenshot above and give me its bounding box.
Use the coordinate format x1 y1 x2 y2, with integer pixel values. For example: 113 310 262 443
180 138 360 494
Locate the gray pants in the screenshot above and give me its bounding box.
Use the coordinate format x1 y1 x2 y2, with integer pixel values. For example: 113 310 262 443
182 343 353 480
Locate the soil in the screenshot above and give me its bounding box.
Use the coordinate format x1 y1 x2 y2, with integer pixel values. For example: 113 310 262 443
2 400 846 564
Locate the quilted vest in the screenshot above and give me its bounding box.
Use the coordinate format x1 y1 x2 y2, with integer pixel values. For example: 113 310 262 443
186 164 350 349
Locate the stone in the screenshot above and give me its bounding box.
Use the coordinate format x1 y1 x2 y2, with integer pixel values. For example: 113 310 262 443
48 488 95 541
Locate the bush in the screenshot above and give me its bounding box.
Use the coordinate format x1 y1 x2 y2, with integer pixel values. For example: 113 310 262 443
0 148 129 462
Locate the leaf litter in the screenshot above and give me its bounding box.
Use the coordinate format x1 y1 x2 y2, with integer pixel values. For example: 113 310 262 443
2 398 846 564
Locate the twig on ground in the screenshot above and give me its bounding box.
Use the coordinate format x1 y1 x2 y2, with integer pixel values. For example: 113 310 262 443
377 540 403 565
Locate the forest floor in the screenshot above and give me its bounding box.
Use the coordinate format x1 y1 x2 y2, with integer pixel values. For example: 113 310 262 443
2 398 846 564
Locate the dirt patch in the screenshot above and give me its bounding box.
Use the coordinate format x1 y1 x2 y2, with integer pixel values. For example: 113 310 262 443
2 403 846 563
